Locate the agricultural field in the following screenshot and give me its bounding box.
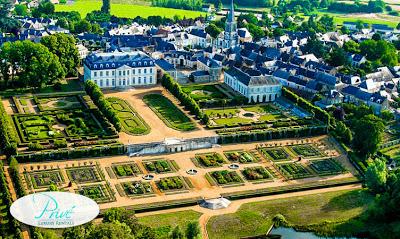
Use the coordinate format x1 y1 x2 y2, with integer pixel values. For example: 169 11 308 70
55 0 204 18
143 94 196 131
107 97 150 135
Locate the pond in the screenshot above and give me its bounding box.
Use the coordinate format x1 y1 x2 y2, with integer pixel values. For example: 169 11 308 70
270 227 359 239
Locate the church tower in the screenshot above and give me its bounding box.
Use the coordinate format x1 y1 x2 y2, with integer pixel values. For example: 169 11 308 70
224 0 238 48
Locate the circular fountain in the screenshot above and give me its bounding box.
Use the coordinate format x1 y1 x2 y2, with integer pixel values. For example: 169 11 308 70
186 169 198 175
228 164 240 170
142 174 154 180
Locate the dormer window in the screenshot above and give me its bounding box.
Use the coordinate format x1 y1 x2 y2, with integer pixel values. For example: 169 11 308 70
112 63 115 67
100 64 103 68
144 61 147 66
106 64 109 68
94 64 97 69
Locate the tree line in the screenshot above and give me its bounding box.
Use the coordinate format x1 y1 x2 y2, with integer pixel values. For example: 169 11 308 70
152 0 204 11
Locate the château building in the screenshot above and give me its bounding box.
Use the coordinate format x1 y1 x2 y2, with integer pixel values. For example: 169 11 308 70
83 51 157 88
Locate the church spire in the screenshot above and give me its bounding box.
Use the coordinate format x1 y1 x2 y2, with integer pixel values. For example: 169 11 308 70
227 0 235 22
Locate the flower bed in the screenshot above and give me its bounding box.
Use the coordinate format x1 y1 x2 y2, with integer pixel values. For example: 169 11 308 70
66 166 103 183
260 147 291 161
122 181 153 197
308 158 347 176
289 144 322 158
143 159 175 174
195 153 226 167
156 176 187 192
25 170 64 189
76 183 115 203
241 167 273 182
224 150 258 164
112 162 142 178
209 170 244 185
276 163 313 180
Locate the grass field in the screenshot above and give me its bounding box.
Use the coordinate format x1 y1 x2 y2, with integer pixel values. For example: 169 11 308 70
143 94 196 131
207 189 373 239
55 0 204 18
138 210 202 238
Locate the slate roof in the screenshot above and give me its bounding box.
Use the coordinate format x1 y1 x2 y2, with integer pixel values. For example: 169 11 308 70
155 59 176 71
84 51 155 70
198 56 221 68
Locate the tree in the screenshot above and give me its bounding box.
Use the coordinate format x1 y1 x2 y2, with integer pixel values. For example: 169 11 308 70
326 47 349 67
365 157 387 194
87 221 134 239
186 221 200 239
343 40 360 54
101 0 110 14
247 23 265 41
205 23 223 39
14 4 28 16
335 121 352 144
380 110 394 121
0 41 65 89
353 114 385 157
32 0 55 17
74 19 92 34
0 0 21 34
171 225 185 239
41 33 80 77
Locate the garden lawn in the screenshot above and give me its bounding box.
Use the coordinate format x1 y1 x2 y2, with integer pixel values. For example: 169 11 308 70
381 144 400 163
138 210 202 238
207 189 373 239
55 0 204 18
143 94 196 131
181 84 226 102
213 117 253 126
107 97 150 135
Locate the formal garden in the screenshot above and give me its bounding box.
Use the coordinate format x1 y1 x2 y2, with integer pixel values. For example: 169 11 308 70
224 150 259 164
107 97 150 135
193 152 226 168
143 94 196 131
111 162 142 178
24 169 65 189
66 165 104 184
156 176 189 193
275 162 314 180
241 167 273 182
76 183 116 203
121 181 154 197
208 170 244 186
181 83 227 102
259 147 291 162
289 144 324 158
10 93 119 155
308 158 347 176
142 159 177 174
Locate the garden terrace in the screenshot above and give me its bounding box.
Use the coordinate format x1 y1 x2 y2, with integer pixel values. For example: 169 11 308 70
24 169 64 189
66 165 104 184
181 83 227 102
259 147 291 162
121 181 154 197
241 167 273 182
156 176 189 193
288 144 324 158
194 153 226 168
76 183 115 203
107 97 150 135
142 159 176 174
34 95 83 112
208 170 244 186
111 162 142 178
276 163 314 180
224 150 259 164
308 158 347 176
143 94 196 131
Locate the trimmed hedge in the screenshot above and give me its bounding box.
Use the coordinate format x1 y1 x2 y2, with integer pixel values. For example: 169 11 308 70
0 99 18 156
84 80 122 131
282 87 332 126
15 144 126 163
161 74 209 124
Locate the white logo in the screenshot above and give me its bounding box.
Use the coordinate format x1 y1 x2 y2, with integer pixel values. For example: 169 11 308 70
10 192 99 228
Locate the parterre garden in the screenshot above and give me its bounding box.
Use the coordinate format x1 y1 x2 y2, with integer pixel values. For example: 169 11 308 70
24 169 65 189
208 170 244 186
194 152 226 168
76 183 115 203
224 150 259 163
142 159 177 174
241 167 273 182
107 97 150 135
66 165 104 184
10 93 120 153
156 176 189 193
308 158 347 176
111 162 142 178
121 181 154 197
276 162 313 180
143 94 196 131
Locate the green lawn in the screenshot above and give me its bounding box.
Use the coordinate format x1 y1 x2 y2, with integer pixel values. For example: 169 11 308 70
138 210 202 238
55 0 204 18
213 117 253 125
181 84 227 102
381 144 400 162
207 189 373 239
204 108 240 117
143 94 196 131
107 97 150 135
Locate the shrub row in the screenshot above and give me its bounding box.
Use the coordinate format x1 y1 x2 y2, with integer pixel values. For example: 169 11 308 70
218 125 328 144
161 74 209 124
282 87 332 126
15 144 126 163
84 80 122 131
0 99 18 156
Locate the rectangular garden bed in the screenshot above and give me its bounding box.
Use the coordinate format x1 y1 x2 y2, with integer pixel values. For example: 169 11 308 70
121 181 154 197
289 144 323 158
259 147 291 162
111 162 142 178
142 159 176 174
66 165 103 184
194 153 226 168
155 176 189 193
276 163 314 180
76 183 115 203
207 170 244 186
308 158 347 176
241 167 273 182
25 169 65 189
224 150 259 164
